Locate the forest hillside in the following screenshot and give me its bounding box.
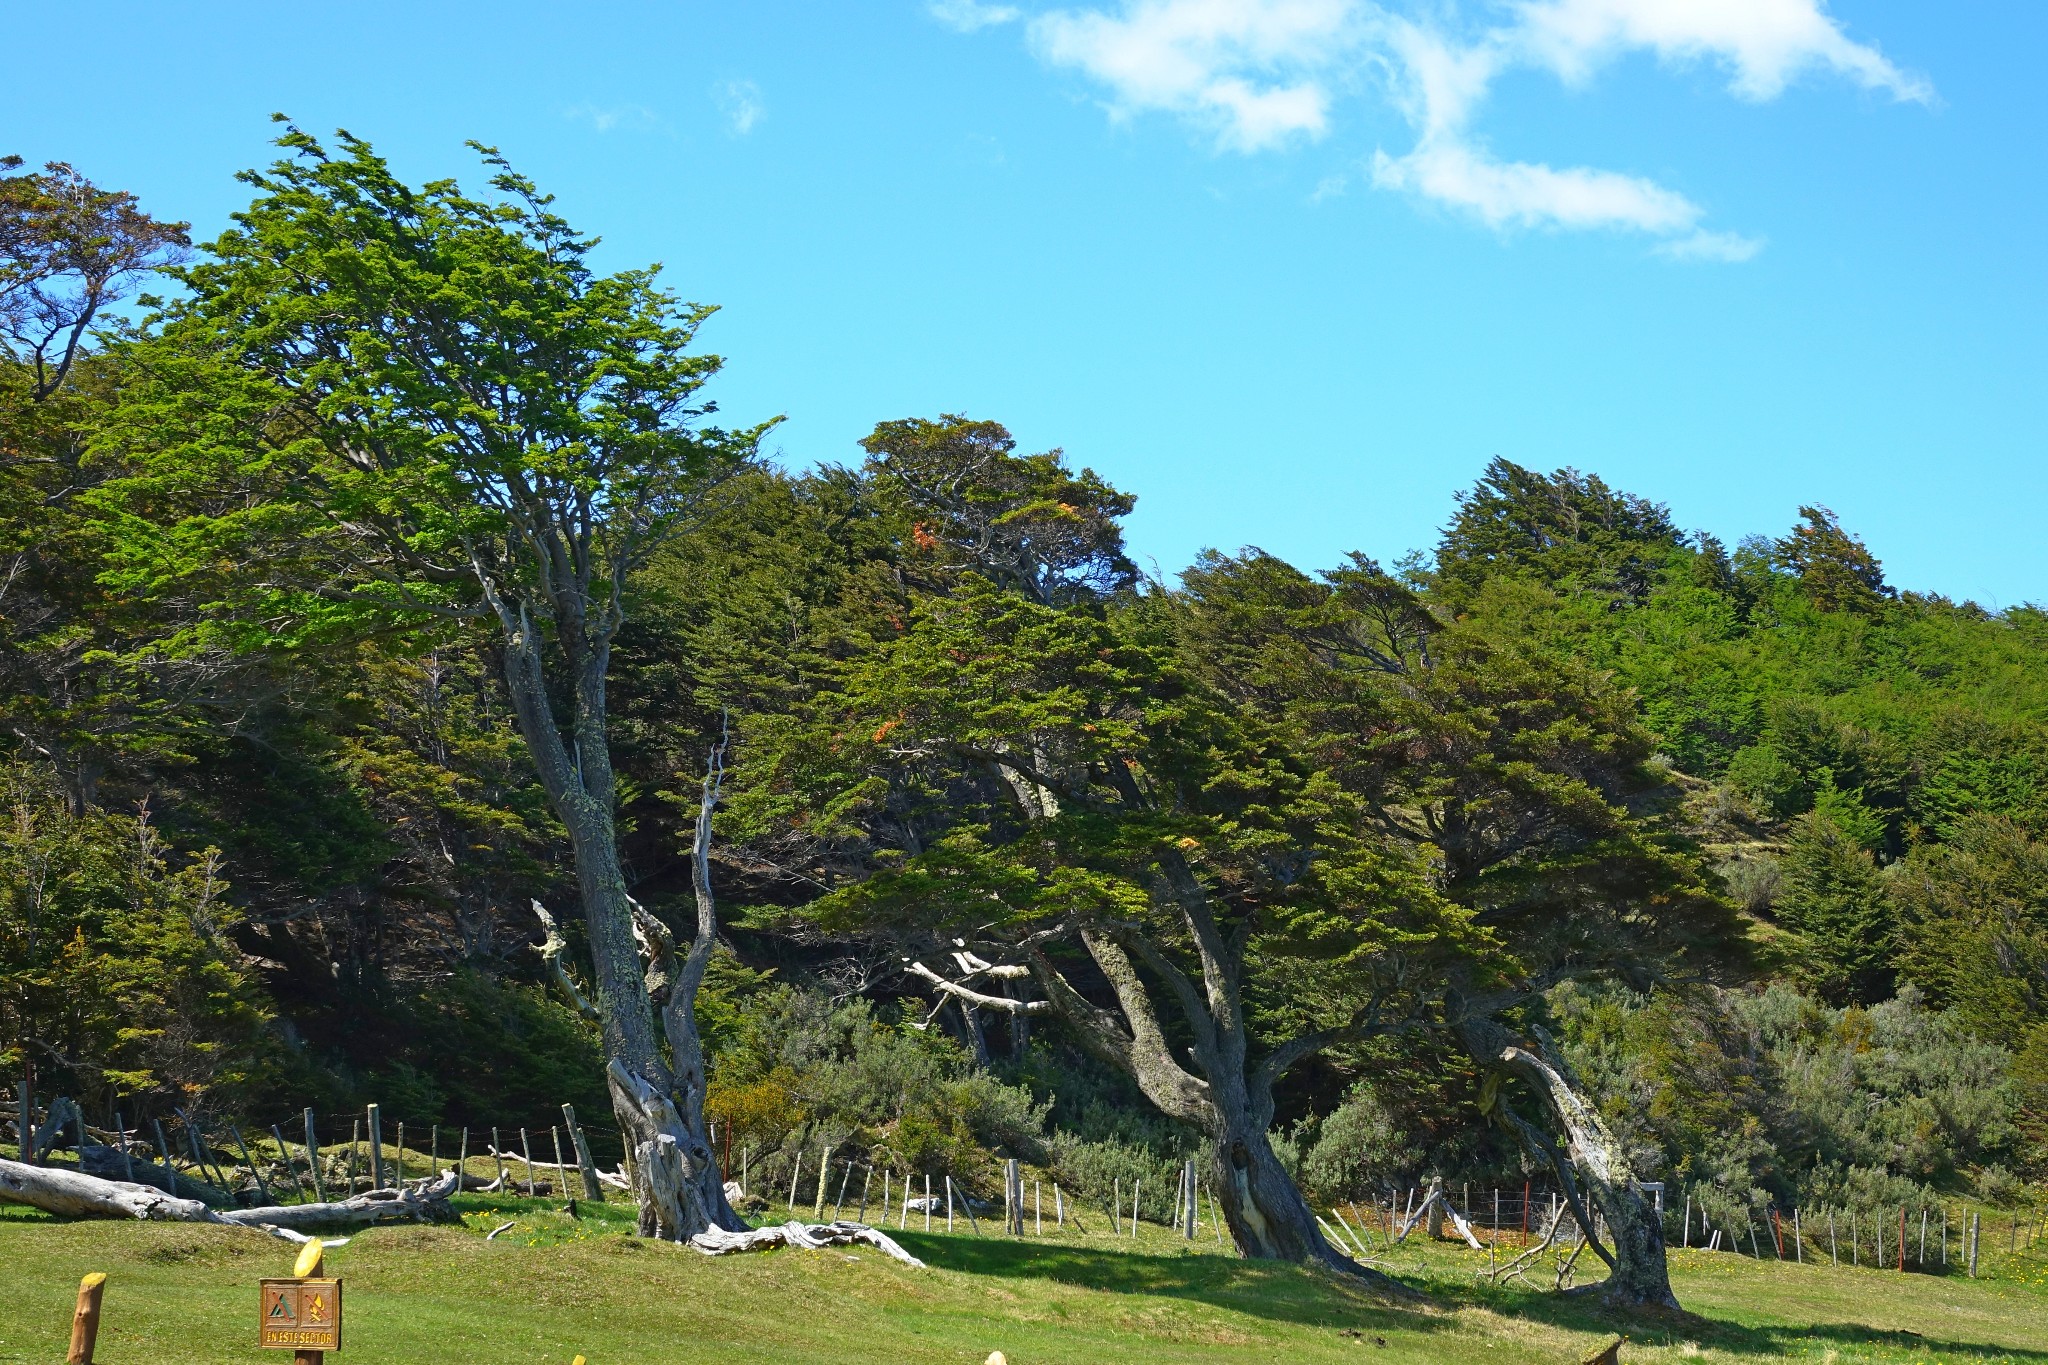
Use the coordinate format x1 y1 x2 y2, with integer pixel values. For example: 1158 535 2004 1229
2 146 2043 1271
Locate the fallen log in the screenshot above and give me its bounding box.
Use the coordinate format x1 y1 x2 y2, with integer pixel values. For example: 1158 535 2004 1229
688 1219 926 1267
0 1157 214 1221
215 1172 462 1231
0 1156 460 1231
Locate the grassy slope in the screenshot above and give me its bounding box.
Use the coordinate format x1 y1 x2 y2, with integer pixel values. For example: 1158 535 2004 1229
1 1197 2044 1365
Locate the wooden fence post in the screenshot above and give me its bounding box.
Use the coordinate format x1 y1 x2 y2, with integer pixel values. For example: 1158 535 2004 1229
112 1112 134 1184
302 1110 325 1202
832 1160 853 1220
491 1127 506 1192
814 1144 832 1218
366 1104 384 1191
787 1151 803 1213
957 1174 982 1234
271 1125 306 1202
229 1124 272 1204
182 1114 223 1194
67 1272 106 1365
552 1127 568 1201
520 1129 536 1196
562 1105 604 1201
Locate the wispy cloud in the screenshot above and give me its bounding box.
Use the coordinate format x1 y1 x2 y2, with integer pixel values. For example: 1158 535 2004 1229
975 0 1929 258
1032 0 1354 151
1655 228 1767 263
1514 0 1932 103
931 0 1023 30
713 79 765 135
1371 139 1702 234
564 103 665 134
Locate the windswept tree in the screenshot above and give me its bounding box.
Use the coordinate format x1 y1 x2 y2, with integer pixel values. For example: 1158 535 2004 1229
97 127 767 1238
1434 456 1685 605
1774 505 1892 615
732 422 1484 1282
1 156 188 401
1173 549 1739 1309
1 159 192 810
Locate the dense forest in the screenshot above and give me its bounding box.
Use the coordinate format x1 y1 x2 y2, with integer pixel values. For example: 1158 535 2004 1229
4 138 2043 1302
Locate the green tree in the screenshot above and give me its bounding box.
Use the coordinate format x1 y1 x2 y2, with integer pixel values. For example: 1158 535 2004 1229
860 415 1138 605
97 127 767 1237
732 427 1476 1283
1777 811 1892 1003
1435 456 1684 604
1891 815 2048 1039
1171 549 1736 1308
1 160 198 809
0 762 268 1117
2 156 187 399
1774 505 1891 615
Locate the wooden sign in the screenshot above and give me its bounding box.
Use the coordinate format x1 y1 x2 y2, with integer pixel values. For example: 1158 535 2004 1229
259 1278 342 1352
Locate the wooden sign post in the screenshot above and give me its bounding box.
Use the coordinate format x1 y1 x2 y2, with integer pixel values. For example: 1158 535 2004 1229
260 1241 342 1362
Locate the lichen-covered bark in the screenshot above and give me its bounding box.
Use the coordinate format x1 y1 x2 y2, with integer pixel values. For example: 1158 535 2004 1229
1460 1018 1677 1310
502 608 739 1241
1021 918 1412 1296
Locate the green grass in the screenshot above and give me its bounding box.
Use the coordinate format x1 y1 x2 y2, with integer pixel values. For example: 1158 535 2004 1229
1 1196 2044 1364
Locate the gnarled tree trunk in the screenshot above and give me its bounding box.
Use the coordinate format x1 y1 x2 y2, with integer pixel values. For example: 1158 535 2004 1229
1206 1100 1343 1267
517 627 739 1241
1459 1017 1677 1310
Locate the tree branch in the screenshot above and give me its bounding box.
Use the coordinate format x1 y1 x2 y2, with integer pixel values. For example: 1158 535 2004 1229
530 900 600 1024
903 960 1052 1015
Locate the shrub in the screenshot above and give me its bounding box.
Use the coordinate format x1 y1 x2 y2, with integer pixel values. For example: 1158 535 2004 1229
1298 1085 1421 1200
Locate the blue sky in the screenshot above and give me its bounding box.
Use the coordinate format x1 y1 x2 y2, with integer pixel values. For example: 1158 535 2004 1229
6 2 2043 604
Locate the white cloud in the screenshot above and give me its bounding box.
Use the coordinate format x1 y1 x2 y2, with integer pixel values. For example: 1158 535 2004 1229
714 79 765 135
1512 0 1931 103
1655 228 1767 262
564 104 664 134
963 0 1931 258
1031 0 1355 150
1372 139 1701 233
931 0 1023 29
1309 170 1349 201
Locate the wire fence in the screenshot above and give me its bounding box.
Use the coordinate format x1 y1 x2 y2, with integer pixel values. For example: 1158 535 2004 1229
10 1083 2044 1279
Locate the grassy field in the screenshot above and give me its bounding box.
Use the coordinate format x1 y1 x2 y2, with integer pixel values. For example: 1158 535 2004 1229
2 1195 2045 1364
